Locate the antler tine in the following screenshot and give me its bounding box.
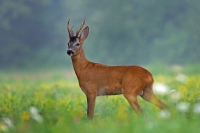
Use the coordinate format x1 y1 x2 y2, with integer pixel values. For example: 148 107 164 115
76 18 86 37
67 19 74 37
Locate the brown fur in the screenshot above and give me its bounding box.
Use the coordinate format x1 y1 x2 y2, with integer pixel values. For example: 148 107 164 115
67 19 168 119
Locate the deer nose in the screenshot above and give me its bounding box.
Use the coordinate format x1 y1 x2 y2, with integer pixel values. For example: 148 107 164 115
67 50 74 56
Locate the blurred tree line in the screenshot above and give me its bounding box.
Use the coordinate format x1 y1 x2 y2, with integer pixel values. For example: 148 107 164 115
0 0 200 68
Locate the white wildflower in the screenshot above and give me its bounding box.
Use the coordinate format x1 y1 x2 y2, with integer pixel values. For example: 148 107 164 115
193 103 200 114
171 65 183 73
176 73 187 83
170 89 176 93
29 106 43 123
153 82 170 95
0 117 13 132
1 117 13 128
170 90 182 102
176 102 190 112
158 110 171 119
30 106 38 115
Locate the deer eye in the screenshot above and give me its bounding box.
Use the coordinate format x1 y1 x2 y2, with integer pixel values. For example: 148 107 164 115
76 43 80 46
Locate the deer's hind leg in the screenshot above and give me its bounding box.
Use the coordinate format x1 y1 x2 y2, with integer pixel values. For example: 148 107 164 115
141 85 169 110
122 87 142 115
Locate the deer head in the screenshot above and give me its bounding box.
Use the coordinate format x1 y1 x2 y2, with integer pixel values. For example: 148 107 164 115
67 19 89 56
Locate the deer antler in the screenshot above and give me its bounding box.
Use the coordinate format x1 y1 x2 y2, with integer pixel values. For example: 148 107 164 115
67 19 74 37
76 18 86 37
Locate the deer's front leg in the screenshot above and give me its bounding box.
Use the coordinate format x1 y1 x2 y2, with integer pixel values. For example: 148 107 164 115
86 93 96 119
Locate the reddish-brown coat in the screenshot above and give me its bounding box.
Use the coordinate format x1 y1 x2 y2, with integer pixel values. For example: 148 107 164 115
67 19 168 119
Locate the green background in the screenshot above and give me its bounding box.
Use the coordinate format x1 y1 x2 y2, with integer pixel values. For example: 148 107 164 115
1 0 200 69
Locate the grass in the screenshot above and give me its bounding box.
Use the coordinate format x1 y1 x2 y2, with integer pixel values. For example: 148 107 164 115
0 66 200 133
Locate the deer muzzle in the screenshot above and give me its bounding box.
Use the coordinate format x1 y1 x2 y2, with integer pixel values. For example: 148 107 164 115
67 50 74 56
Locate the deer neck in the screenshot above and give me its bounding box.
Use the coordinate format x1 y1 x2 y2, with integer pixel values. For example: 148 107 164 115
71 48 89 78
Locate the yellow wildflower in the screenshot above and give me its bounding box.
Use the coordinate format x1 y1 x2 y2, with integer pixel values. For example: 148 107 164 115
179 86 188 95
21 111 30 121
0 122 8 132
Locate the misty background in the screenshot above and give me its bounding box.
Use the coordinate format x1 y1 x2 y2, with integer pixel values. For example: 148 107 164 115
0 0 200 69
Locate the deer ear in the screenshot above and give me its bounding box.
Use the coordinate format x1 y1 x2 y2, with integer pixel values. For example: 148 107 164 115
79 26 89 43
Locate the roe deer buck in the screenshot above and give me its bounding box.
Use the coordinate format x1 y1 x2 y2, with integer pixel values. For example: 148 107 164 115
67 19 169 119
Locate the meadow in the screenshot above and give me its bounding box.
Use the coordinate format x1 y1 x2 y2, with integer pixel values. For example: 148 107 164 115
0 66 200 133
